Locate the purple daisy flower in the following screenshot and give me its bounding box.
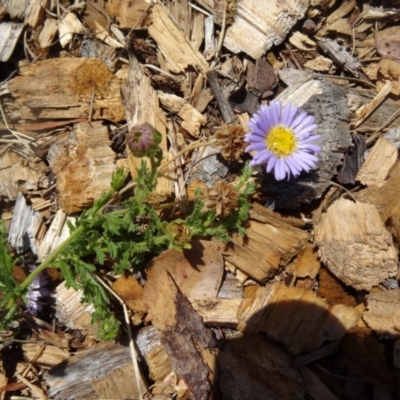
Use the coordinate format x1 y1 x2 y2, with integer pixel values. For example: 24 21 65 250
245 101 321 181
25 266 50 315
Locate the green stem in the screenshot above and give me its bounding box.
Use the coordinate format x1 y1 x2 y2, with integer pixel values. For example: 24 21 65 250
19 224 85 292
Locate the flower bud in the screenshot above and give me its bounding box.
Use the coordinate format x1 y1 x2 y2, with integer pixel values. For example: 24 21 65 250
126 123 162 157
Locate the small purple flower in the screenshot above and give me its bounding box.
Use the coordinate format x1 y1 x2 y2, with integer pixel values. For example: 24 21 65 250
126 123 162 157
25 266 50 315
245 101 321 180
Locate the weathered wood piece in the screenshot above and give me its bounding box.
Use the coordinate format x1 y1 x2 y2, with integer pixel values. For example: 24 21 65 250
362 289 400 339
192 298 241 328
6 58 124 122
47 122 116 213
36 210 68 262
356 136 397 187
261 69 352 209
52 281 96 336
158 92 206 137
22 343 70 368
8 192 44 254
218 333 305 399
0 22 24 62
1 0 47 27
317 38 361 77
314 198 398 290
148 4 209 75
355 161 400 245
0 151 47 200
143 269 216 400
286 244 321 280
112 275 147 325
146 240 224 301
223 0 309 59
46 341 147 399
58 12 85 48
237 282 360 356
217 204 309 282
121 52 173 199
106 0 150 29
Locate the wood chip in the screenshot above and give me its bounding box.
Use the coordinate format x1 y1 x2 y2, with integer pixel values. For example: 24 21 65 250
38 18 58 48
22 343 70 368
146 240 224 301
353 80 392 128
286 244 321 279
356 136 397 187
143 268 216 400
314 198 398 290
0 151 47 200
378 58 400 95
303 55 333 72
158 92 206 137
6 58 124 122
148 4 208 74
218 333 306 399
216 205 309 282
106 0 150 29
46 342 147 399
58 12 85 48
0 22 23 62
8 192 44 255
238 282 360 355
363 289 400 338
1 0 47 27
48 122 116 213
223 0 309 59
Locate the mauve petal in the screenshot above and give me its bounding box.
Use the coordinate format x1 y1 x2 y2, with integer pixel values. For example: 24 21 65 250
291 111 308 130
274 158 286 180
246 142 266 152
268 101 279 126
245 133 265 142
297 152 319 168
285 157 302 175
296 125 318 139
282 103 298 126
299 144 321 153
266 156 277 173
254 150 273 164
300 134 321 143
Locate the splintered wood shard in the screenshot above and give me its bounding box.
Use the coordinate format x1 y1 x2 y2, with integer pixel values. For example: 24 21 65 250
148 4 209 74
223 0 309 59
143 269 215 400
47 122 116 213
121 53 173 199
314 198 398 290
217 203 309 282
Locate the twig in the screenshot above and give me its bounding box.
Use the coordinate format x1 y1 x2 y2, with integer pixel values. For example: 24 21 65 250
206 70 235 123
312 72 376 88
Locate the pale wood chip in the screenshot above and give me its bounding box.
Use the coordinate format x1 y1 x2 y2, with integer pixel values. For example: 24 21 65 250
0 151 47 200
223 0 309 59
356 136 397 187
38 18 58 48
314 198 398 290
0 22 23 62
303 55 333 72
22 343 70 368
58 12 85 48
378 58 400 95
363 289 400 338
192 298 241 328
148 4 209 74
289 31 316 51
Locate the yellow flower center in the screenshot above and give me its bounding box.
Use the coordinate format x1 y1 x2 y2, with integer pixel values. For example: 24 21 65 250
266 126 297 157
